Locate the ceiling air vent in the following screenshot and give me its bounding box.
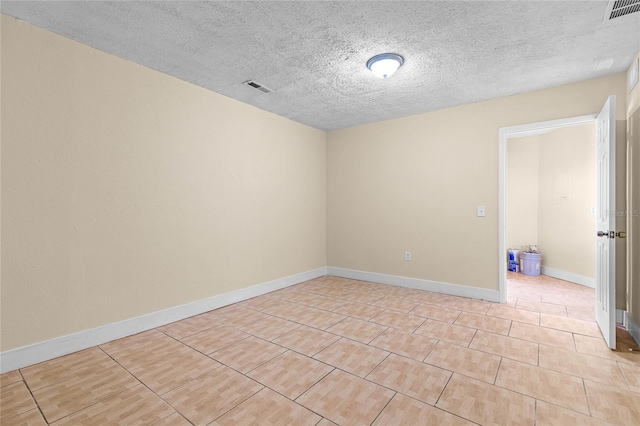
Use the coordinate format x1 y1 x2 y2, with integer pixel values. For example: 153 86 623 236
243 80 273 94
605 0 640 20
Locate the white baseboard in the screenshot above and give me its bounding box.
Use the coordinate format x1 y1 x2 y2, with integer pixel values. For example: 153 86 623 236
0 267 326 374
540 266 595 288
625 311 640 347
327 267 500 303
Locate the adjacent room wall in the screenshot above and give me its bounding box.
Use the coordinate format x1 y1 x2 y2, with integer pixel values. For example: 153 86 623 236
0 16 327 352
503 125 598 286
627 52 640 336
537 124 596 280
616 118 629 310
506 136 540 251
327 73 627 292
507 124 597 283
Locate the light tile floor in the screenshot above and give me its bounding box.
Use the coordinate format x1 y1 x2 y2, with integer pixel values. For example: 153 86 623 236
2 273 640 425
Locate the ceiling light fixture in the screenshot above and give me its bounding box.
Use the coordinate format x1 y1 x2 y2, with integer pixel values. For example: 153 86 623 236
366 53 404 79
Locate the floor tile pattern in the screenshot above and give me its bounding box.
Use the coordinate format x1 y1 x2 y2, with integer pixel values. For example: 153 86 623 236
538 344 628 388
2 272 639 425
1 381 38 423
161 366 262 425
295 369 394 426
454 311 512 335
486 303 540 325
436 373 536 426
271 325 340 357
212 388 321 426
424 341 501 383
469 329 539 365
534 400 611 426
414 319 477 346
372 393 474 425
495 358 590 414
509 320 575 348
325 316 387 344
247 350 333 399
369 327 437 361
181 325 251 354
313 338 389 378
368 309 425 332
53 384 174 426
584 379 640 424
366 353 451 404
208 336 286 374
409 303 461 323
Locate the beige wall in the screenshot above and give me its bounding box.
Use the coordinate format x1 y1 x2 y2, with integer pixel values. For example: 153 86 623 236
627 52 640 328
537 124 596 279
0 16 327 351
1 14 634 353
327 73 627 291
506 136 540 251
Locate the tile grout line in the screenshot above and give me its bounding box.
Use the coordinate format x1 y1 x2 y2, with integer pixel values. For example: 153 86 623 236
367 391 397 426
493 356 504 385
99 332 227 413
38 346 150 425
581 378 593 418
97 344 174 395
209 385 267 424
13 369 49 425
432 371 454 408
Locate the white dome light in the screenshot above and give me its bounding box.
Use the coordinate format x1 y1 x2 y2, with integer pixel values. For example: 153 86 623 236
366 53 404 79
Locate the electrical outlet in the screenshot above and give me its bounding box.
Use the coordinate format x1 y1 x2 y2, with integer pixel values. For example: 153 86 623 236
591 206 596 215
477 206 486 217
405 251 412 261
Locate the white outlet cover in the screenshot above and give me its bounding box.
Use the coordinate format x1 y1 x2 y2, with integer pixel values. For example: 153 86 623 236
477 206 486 217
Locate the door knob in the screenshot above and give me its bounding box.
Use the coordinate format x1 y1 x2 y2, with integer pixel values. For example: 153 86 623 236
597 231 627 238
597 231 615 238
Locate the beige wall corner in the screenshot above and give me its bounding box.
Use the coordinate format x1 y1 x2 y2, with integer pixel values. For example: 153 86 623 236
615 120 628 309
627 51 640 333
0 15 327 351
327 73 627 291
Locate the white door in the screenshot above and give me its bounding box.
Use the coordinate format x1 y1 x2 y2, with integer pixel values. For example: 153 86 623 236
595 95 616 349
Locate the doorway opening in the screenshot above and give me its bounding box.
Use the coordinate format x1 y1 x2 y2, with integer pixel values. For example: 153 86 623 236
499 114 597 304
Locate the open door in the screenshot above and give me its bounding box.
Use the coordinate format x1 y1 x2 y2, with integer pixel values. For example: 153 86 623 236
595 95 616 349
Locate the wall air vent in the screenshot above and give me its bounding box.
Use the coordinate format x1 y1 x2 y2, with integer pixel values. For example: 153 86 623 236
605 0 640 20
243 80 273 94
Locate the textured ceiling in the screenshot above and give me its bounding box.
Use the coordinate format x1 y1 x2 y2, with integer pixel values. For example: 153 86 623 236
2 1 639 131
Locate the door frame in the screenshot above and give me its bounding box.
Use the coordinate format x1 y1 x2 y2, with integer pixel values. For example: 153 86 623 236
498 114 597 303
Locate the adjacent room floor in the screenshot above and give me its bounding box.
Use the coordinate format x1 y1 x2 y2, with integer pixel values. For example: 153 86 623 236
2 274 639 425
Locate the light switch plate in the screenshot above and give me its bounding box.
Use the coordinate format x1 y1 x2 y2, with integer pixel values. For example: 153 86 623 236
477 206 486 217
